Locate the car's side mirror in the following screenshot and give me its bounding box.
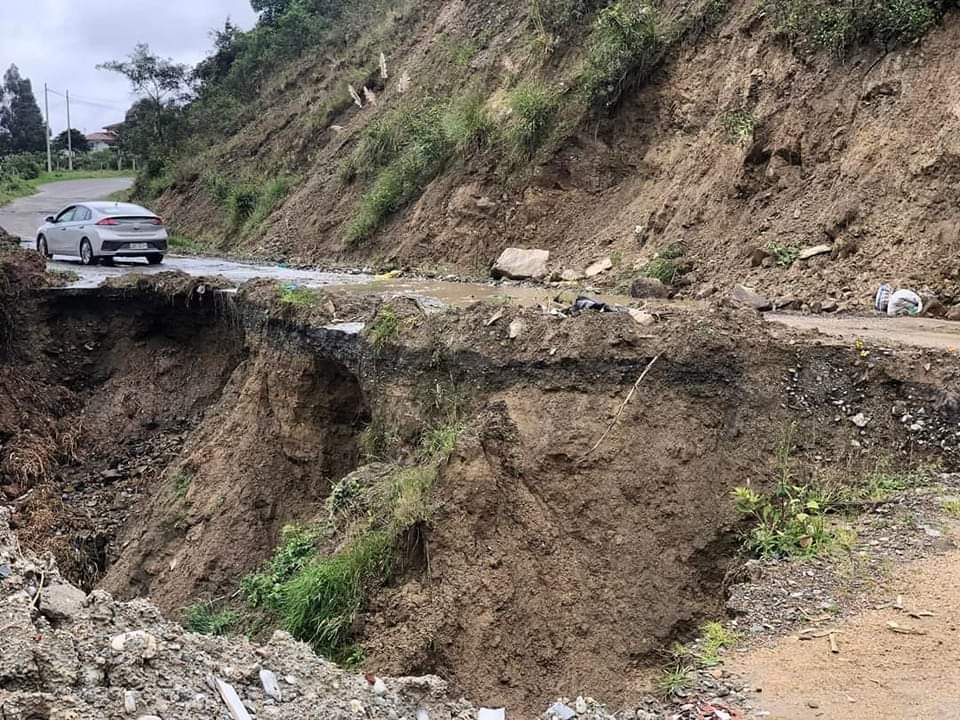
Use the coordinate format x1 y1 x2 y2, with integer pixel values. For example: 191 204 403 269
45 216 56 223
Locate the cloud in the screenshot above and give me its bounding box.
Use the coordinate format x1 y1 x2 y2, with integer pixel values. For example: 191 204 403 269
0 0 258 133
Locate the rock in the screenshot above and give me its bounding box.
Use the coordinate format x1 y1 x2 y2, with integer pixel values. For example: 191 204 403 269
629 277 671 299
761 255 776 268
831 236 859 259
560 269 585 282
747 247 771 267
584 257 613 278
920 292 946 318
491 248 550 280
695 284 717 300
627 309 657 327
946 305 960 322
136 716 162 720
797 244 832 261
774 295 800 311
111 630 159 661
546 702 577 720
820 300 838 313
39 583 87 623
728 285 771 312
124 691 138 714
260 669 282 702
850 413 869 428
508 319 524 339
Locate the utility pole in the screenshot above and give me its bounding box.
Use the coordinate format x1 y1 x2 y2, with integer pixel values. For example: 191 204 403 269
66 89 73 171
43 83 52 173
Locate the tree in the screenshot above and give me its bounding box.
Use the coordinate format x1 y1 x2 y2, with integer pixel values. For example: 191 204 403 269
251 0 293 23
0 65 46 153
97 45 190 150
52 129 90 154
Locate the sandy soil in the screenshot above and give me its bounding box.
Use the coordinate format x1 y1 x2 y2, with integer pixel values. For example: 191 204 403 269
733 542 960 719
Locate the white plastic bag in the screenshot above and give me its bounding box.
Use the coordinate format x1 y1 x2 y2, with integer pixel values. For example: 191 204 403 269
887 289 922 317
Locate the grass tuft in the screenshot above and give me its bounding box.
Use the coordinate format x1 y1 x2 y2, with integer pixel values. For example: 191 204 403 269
720 110 758 144
184 601 238 636
504 83 559 161
581 0 661 108
367 307 400 350
698 621 739 666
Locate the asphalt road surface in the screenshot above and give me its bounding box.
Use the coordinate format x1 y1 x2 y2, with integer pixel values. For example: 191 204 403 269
0 177 375 289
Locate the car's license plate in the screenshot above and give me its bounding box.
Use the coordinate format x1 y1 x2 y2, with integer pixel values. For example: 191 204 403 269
128 243 148 250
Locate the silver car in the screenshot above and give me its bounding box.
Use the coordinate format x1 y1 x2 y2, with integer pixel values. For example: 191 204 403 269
36 202 168 266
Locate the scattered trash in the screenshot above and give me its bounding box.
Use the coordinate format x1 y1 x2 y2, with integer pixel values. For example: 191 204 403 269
876 285 923 317
509 318 525 339
0 563 10 578
478 709 506 720
570 296 616 313
416 709 430 720
364 673 387 696
797 244 832 261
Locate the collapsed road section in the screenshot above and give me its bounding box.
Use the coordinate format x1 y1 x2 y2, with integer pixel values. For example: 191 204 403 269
2 242 960 717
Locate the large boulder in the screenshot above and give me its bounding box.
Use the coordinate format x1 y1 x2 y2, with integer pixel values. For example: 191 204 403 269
629 277 671 299
491 248 550 280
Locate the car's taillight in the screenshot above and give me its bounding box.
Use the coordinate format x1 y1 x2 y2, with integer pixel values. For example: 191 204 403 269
147 217 163 225
96 218 119 226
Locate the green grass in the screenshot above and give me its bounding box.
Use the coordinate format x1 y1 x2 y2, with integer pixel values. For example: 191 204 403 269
242 523 325 609
419 421 464 461
0 169 133 207
657 645 694 697
767 242 800 267
278 284 323 307
442 92 495 153
228 183 261 225
172 470 193 500
168 235 210 255
184 601 238 636
766 0 946 56
733 424 839 558
640 243 686 284
276 530 394 660
581 0 661 108
698 621 739 667
367 307 400 350
504 83 559 161
941 499 960 518
720 110 758 144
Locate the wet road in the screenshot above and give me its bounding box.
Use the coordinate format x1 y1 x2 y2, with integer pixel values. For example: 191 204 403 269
5 179 960 350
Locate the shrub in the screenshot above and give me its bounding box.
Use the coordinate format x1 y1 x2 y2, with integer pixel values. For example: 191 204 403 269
720 110 758 144
229 184 261 224
767 242 800 267
504 83 559 160
641 244 686 284
184 602 238 636
204 173 233 204
241 523 324 608
581 0 661 108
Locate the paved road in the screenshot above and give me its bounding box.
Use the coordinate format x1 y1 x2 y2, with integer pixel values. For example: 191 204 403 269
0 177 377 290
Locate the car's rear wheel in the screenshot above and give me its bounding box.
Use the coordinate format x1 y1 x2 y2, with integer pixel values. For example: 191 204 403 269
37 236 52 259
79 239 95 266
147 255 164 265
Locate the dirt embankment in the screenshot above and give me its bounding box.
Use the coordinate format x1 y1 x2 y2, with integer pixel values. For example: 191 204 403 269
156 2 960 308
3 260 959 713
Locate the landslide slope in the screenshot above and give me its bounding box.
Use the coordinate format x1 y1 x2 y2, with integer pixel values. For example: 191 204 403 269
154 0 960 305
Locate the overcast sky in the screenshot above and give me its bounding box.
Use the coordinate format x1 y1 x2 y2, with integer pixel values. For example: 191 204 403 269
0 0 258 135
